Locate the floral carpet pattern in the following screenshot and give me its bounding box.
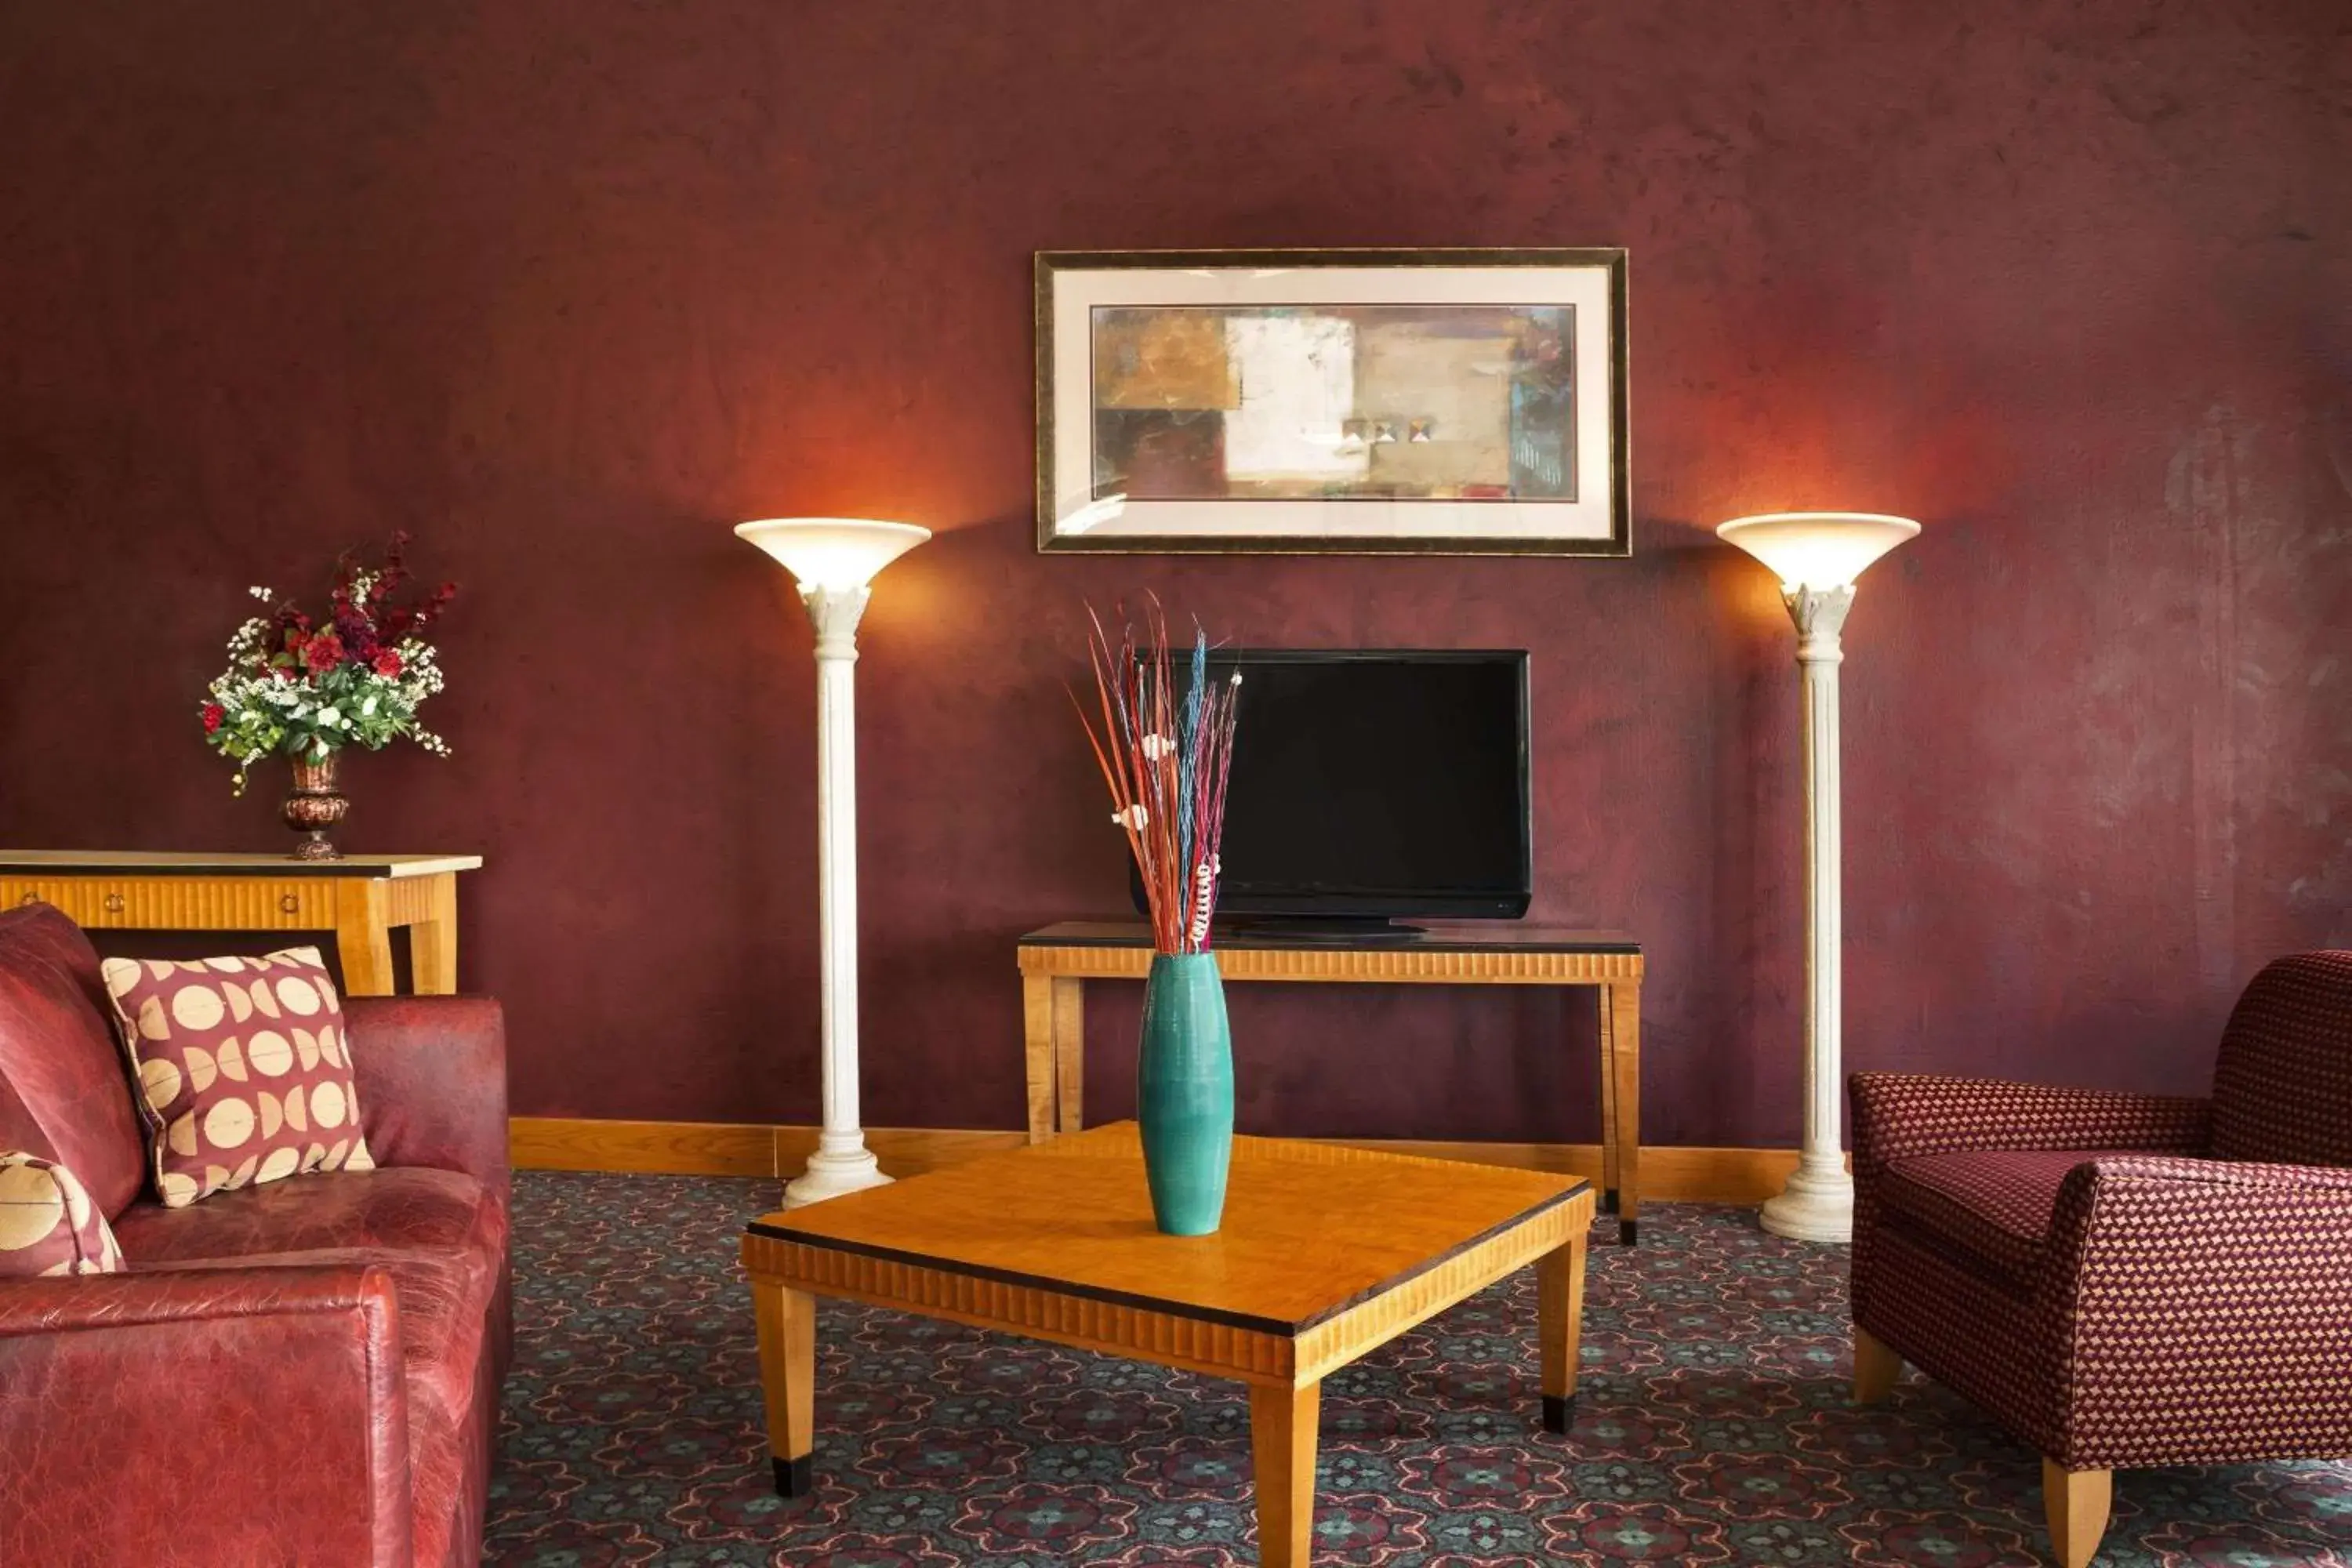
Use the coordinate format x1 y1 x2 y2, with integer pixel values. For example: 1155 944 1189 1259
487 1172 2352 1566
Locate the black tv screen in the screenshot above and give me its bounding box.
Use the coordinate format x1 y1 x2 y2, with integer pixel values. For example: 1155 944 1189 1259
1131 649 1533 923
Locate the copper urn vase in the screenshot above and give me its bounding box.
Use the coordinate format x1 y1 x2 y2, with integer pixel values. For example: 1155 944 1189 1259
283 753 349 861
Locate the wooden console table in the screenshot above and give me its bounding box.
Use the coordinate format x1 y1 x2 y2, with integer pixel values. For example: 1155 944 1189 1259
1017 921 1645 1243
0 851 482 996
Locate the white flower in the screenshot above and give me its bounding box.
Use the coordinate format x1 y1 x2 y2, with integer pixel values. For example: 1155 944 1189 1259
318 707 343 726
361 696 377 717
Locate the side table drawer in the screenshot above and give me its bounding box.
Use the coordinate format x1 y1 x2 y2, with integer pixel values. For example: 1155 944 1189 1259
2 877 332 930
5 879 146 927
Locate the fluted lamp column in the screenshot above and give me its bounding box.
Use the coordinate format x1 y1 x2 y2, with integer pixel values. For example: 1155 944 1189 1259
1718 511 1920 1243
736 517 931 1208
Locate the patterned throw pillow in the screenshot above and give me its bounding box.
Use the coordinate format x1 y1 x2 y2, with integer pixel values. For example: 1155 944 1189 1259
100 948 375 1208
0 1152 125 1276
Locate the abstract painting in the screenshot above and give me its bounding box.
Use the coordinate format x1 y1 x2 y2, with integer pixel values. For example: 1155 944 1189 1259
1037 250 1627 554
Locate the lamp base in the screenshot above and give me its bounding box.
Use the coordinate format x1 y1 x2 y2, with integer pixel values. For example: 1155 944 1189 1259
1759 1160 1855 1243
782 1145 894 1209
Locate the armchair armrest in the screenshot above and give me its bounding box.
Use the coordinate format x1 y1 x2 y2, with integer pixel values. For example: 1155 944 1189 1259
2033 1156 2352 1468
1849 1073 2211 1174
0 1266 414 1567
346 996 509 1210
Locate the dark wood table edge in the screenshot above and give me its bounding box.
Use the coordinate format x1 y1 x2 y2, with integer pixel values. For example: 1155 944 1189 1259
1018 920 1640 956
0 862 469 878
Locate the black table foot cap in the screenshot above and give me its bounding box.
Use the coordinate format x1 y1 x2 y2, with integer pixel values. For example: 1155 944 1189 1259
1601 1187 1620 1214
1542 1394 1576 1436
1619 1218 1639 1246
775 1455 814 1497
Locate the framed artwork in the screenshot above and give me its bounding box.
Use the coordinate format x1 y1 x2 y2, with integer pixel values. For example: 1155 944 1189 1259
1035 247 1628 556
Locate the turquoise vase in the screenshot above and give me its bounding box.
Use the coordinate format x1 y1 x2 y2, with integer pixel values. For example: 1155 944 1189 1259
1137 952 1234 1236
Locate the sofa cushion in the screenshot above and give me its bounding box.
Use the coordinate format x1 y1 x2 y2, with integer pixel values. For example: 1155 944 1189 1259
100 947 376 1207
1878 1149 2118 1287
0 1152 124 1276
0 905 149 1219
112 1165 491 1265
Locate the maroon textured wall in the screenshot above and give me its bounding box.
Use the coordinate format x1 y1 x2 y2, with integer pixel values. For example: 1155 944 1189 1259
2 2 2346 1148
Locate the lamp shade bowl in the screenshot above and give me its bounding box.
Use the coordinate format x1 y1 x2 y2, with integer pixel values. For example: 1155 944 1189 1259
1716 512 1920 589
735 517 931 590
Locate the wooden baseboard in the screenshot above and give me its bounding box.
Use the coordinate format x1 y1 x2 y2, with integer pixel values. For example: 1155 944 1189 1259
510 1117 1802 1204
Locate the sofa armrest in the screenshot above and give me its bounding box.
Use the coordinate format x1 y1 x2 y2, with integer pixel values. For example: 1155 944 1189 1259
0 1266 414 1567
2032 1156 2352 1468
1849 1073 2211 1174
346 996 509 1210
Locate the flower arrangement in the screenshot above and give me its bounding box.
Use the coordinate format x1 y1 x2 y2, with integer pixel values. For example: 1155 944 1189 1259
1074 604 1243 955
202 534 458 794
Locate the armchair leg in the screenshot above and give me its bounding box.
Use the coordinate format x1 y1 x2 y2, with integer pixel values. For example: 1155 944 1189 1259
1853 1327 1901 1404
2042 1460 2111 1568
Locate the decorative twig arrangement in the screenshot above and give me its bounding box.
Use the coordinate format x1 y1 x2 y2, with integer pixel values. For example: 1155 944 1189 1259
1074 601 1243 956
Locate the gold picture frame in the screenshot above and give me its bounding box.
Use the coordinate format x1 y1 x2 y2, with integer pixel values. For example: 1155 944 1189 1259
1036 247 1629 557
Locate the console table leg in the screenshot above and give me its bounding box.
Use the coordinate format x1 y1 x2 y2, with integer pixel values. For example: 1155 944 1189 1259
753 1281 816 1498
1537 1234 1587 1434
1051 977 1085 1134
1597 986 1620 1214
1250 1380 1320 1568
1607 982 1642 1244
1022 975 1056 1143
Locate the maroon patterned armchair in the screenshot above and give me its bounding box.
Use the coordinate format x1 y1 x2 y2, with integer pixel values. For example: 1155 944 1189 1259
1849 951 2352 1568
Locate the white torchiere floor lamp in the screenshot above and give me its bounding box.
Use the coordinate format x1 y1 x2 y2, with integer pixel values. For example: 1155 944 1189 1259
736 517 930 1209
1718 511 1920 1243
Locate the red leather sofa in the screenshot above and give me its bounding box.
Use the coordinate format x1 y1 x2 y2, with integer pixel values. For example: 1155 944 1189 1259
0 903 510 1568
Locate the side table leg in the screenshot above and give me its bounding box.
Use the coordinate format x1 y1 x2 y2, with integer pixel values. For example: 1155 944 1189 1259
1249 1381 1321 1568
1051 977 1086 1134
332 882 397 997
408 874 460 995
1537 1233 1588 1434
753 1281 816 1497
1607 983 1642 1244
1022 975 1055 1143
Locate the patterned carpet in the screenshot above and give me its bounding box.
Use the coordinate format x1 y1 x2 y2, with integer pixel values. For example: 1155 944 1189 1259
485 1171 2352 1566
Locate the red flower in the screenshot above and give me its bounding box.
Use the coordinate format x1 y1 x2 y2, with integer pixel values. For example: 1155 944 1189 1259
201 703 225 734
302 632 344 674
373 650 403 677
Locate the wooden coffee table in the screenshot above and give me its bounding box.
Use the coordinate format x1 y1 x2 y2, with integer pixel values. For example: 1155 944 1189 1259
742 1122 1593 1566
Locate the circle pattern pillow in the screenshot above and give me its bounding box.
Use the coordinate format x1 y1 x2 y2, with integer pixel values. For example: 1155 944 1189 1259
0 1152 125 1276
100 947 376 1208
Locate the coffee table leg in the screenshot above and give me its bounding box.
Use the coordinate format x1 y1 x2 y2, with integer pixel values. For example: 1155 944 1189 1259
1248 1381 1321 1566
753 1280 816 1497
1537 1235 1588 1435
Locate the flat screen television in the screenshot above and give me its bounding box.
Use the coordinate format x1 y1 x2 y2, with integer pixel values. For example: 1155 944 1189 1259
1129 648 1533 927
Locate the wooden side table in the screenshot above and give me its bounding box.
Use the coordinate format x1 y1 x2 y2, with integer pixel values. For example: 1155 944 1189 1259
1016 921 1646 1243
0 851 483 996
